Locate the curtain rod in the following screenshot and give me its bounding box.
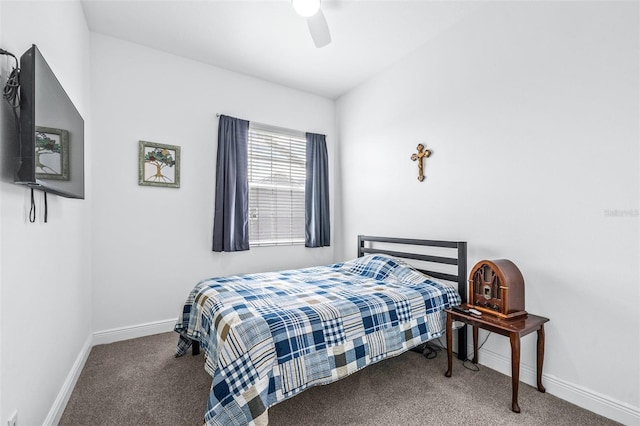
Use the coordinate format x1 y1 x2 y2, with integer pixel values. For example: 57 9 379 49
215 113 313 137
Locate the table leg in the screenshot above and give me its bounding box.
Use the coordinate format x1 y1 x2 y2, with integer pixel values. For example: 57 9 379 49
472 326 479 364
509 332 521 413
445 312 453 377
537 325 546 393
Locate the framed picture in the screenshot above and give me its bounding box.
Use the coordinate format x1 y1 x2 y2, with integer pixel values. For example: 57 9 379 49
35 126 69 181
138 141 180 188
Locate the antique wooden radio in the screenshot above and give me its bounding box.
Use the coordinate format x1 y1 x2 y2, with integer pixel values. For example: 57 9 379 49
469 259 527 319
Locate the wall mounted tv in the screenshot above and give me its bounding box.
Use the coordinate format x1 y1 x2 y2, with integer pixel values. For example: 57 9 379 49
15 44 84 199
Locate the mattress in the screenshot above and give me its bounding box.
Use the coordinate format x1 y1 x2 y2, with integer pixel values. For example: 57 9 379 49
175 254 461 425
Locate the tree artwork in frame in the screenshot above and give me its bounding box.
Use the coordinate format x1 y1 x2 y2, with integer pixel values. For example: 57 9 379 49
138 141 180 188
36 126 69 181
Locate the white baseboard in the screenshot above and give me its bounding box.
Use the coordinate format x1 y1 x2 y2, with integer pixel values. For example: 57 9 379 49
478 347 640 425
92 318 177 346
43 334 92 426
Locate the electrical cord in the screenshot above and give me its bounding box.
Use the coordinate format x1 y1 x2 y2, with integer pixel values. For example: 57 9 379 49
463 331 491 372
28 189 49 223
419 332 492 372
29 188 36 223
0 48 20 109
415 336 448 359
1 47 22 164
422 341 443 359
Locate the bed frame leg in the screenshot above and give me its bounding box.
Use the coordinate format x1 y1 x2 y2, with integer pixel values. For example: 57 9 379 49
456 242 468 361
192 339 200 356
457 326 467 361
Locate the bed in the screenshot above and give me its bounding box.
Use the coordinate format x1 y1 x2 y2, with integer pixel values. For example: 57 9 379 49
175 235 468 425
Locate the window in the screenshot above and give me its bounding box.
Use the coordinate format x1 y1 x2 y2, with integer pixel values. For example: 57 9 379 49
248 123 306 246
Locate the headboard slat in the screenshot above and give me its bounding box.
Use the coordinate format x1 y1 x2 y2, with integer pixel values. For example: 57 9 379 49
360 247 459 266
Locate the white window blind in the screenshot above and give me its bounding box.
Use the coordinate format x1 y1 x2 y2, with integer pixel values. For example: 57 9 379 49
248 123 306 246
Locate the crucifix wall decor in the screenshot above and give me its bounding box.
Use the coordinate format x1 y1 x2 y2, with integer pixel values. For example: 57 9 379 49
410 143 431 182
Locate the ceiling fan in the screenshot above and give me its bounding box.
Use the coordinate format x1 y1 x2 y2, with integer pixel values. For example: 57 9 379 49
292 0 332 48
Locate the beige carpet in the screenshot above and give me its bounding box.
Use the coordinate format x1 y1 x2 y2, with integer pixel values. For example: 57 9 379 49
60 332 619 425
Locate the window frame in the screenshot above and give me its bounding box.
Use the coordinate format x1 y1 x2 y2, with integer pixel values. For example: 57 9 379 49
247 122 306 247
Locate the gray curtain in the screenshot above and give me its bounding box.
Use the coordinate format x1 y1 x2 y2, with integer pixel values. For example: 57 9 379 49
212 115 250 252
305 133 330 247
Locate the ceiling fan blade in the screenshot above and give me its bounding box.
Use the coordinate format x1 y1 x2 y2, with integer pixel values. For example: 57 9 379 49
307 9 331 48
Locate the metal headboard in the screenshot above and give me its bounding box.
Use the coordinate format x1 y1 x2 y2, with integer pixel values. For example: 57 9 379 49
357 235 468 360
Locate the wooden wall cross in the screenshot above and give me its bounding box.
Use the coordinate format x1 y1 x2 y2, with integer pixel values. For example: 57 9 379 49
410 144 431 182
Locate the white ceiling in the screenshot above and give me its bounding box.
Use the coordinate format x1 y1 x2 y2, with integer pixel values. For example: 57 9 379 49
81 1 481 99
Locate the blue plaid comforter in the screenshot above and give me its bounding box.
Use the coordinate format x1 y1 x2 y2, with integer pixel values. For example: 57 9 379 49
174 254 461 426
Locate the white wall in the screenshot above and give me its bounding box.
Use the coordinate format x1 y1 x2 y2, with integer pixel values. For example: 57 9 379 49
90 33 336 334
0 3 4 422
0 1 92 425
336 1 639 423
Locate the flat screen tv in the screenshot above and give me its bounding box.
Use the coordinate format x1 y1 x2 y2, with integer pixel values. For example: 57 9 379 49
15 44 84 199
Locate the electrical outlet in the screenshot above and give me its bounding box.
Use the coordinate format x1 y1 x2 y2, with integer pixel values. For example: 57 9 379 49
7 411 17 426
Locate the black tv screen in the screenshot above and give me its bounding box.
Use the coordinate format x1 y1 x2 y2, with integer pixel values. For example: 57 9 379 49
16 44 84 199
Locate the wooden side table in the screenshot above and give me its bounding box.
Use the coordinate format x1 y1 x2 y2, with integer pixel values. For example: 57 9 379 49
444 304 549 413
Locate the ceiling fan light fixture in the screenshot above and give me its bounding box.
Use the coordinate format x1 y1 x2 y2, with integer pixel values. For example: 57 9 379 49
292 0 321 17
